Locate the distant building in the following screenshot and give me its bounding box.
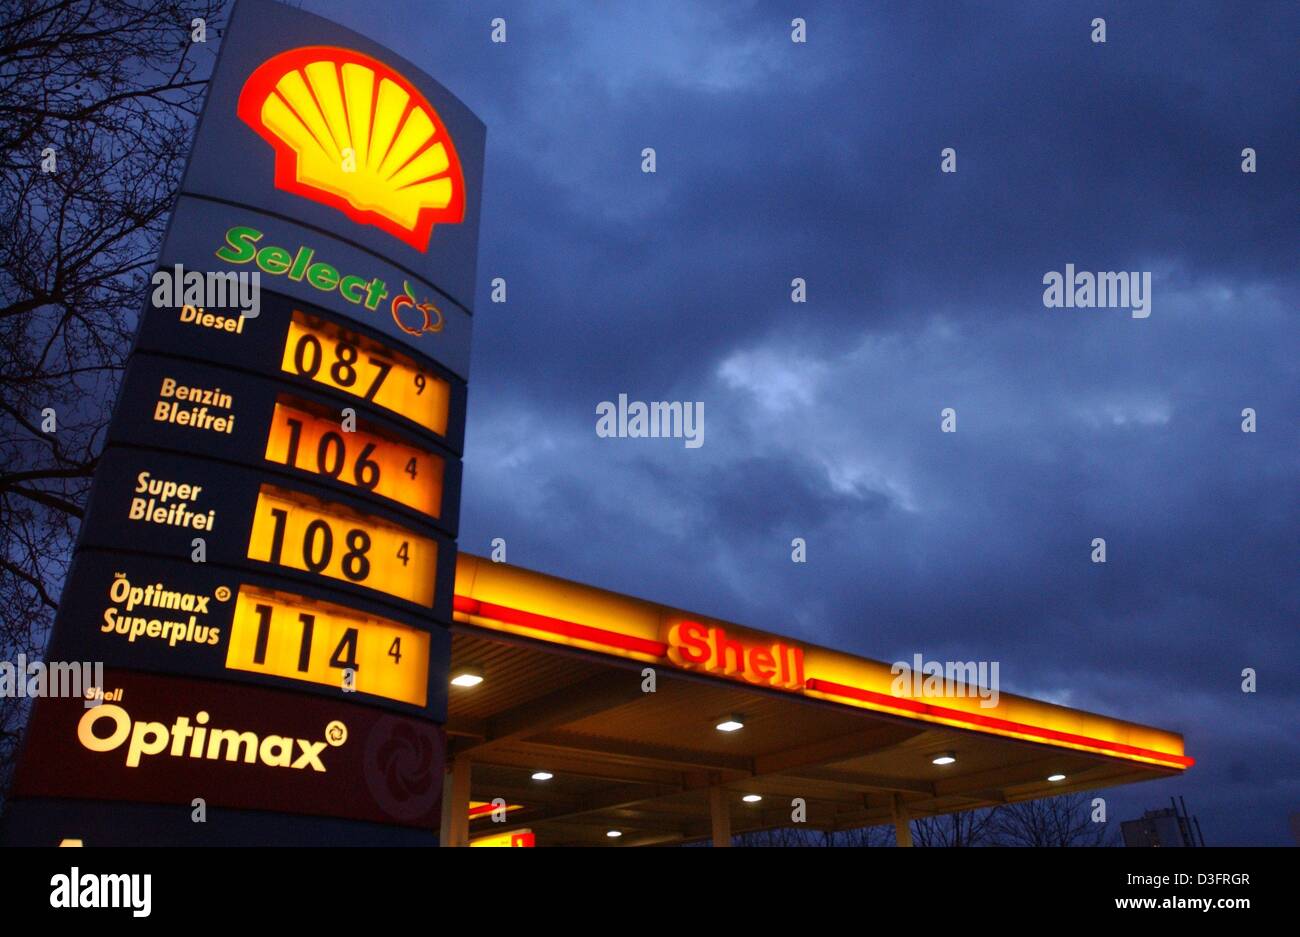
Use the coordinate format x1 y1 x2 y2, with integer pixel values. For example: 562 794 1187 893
1122 798 1204 847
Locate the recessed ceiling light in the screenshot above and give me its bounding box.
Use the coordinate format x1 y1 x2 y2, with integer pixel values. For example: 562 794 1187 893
932 753 957 766
1047 773 1066 782
742 794 762 803
531 771 553 781
715 714 745 732
450 664 483 688
606 830 622 838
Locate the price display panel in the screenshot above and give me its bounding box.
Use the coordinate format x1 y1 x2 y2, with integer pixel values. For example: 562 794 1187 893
106 353 459 531
43 550 448 717
247 483 438 607
77 448 452 618
227 586 430 706
132 290 467 454
264 396 446 518
279 311 451 436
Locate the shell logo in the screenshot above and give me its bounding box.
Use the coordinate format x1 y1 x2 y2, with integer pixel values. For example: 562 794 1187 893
237 46 465 251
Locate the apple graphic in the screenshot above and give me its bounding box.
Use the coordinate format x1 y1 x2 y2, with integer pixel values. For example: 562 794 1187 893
391 280 444 336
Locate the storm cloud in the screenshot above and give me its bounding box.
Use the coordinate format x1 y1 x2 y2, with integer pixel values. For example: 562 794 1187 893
309 0 1299 844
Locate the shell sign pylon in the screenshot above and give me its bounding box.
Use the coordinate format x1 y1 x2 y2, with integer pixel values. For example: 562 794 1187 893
0 0 482 847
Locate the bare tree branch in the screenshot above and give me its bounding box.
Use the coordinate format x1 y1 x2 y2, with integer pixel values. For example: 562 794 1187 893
0 0 225 808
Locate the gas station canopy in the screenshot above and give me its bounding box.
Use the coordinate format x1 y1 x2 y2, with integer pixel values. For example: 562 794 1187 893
445 556 1192 846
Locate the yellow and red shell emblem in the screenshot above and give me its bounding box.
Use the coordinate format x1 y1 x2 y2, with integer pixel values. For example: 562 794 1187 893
237 46 465 251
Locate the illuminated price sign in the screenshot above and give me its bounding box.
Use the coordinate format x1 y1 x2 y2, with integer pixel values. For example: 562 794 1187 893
106 355 460 533
78 450 453 617
227 586 430 706
281 311 450 436
247 484 437 606
132 290 467 453
43 550 448 717
264 397 445 518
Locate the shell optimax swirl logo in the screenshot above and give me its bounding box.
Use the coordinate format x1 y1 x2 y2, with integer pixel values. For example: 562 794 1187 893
364 716 443 821
237 46 465 251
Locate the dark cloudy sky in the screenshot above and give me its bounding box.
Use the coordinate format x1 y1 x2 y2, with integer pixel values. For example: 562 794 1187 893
308 0 1297 845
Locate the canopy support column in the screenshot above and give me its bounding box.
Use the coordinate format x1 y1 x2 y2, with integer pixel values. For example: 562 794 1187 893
709 784 732 847
892 793 913 847
441 753 472 846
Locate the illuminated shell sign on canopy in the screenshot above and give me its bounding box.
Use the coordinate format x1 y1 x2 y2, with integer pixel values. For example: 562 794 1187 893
237 46 466 251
